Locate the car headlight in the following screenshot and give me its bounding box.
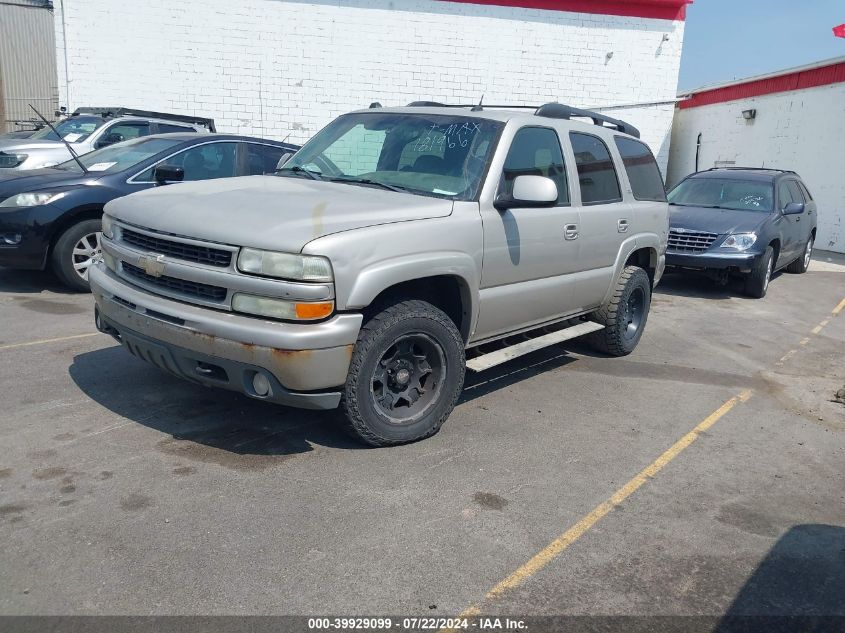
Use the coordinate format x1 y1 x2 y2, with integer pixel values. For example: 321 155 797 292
101 214 114 239
0 153 28 168
237 248 333 282
0 192 67 208
720 233 757 251
232 293 334 321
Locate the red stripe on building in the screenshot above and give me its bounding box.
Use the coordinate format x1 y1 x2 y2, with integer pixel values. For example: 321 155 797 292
438 0 691 21
679 61 845 109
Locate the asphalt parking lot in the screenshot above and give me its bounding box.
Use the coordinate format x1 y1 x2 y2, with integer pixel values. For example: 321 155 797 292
1 257 844 625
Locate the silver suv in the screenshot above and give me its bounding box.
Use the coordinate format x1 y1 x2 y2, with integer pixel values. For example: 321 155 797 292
0 108 215 170
90 102 669 446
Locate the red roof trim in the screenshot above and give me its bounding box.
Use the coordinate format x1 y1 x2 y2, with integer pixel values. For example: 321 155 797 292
679 61 845 109
437 1 691 21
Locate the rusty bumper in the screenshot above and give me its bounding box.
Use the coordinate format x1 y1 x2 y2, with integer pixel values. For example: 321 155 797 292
90 263 362 410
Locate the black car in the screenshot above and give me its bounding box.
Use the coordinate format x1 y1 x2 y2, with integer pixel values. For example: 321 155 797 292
0 133 298 290
665 168 817 298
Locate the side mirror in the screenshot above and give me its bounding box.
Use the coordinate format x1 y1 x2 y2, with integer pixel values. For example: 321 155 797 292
494 175 558 211
154 164 185 185
782 201 804 215
97 132 125 148
275 152 294 171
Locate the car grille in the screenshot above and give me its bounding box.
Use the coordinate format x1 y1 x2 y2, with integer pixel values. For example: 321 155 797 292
122 262 227 302
667 228 719 253
122 228 232 267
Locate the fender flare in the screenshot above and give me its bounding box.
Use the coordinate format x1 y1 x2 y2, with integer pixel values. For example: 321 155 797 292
600 233 661 306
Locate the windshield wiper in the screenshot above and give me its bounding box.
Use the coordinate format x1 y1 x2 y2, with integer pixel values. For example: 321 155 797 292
327 176 407 193
277 165 323 180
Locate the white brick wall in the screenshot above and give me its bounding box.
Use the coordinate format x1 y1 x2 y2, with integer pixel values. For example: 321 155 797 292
53 0 684 172
667 83 845 253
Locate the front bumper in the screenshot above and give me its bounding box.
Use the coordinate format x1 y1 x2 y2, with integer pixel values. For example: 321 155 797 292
90 263 363 410
665 250 759 273
0 207 49 269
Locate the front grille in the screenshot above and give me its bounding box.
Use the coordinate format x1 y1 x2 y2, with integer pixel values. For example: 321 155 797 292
122 262 227 302
667 228 719 253
122 228 232 267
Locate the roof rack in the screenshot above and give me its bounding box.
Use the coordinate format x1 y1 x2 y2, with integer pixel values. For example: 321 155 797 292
70 107 216 132
402 101 639 137
704 167 796 174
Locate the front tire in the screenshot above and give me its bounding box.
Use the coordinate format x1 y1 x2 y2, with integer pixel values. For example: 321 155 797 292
744 246 774 298
589 265 651 356
51 219 103 292
785 235 813 274
341 299 465 447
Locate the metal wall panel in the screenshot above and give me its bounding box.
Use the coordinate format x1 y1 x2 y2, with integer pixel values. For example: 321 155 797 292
0 2 59 133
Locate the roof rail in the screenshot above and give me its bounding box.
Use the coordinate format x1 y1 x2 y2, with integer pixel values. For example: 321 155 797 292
401 101 640 137
704 166 796 174
70 107 216 132
534 103 640 138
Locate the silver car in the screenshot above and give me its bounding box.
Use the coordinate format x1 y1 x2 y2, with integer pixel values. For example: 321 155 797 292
0 108 215 170
91 102 669 446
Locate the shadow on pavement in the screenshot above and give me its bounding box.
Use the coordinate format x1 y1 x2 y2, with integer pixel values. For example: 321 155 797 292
656 270 762 300
714 524 845 632
0 267 75 294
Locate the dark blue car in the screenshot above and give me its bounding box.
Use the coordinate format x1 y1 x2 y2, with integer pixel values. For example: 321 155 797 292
665 168 817 298
0 133 298 290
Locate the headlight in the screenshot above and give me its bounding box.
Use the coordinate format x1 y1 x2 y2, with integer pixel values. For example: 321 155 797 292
0 191 67 208
237 248 332 282
0 153 28 168
101 214 114 239
232 293 334 321
720 233 757 251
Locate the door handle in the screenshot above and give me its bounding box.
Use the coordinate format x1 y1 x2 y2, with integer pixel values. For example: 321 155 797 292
617 219 629 233
564 224 579 240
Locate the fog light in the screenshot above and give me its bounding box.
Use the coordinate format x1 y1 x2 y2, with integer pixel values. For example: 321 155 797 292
252 372 271 397
2 233 22 245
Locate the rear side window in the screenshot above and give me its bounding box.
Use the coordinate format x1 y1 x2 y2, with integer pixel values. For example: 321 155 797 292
158 123 197 134
243 143 288 175
569 132 622 204
614 137 666 202
500 127 569 205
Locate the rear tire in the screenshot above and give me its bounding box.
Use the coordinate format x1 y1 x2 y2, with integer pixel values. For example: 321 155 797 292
744 246 773 298
51 219 103 292
588 265 651 356
341 299 465 447
785 235 813 274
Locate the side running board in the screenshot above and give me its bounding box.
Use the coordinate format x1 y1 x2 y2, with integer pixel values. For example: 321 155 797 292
466 321 605 372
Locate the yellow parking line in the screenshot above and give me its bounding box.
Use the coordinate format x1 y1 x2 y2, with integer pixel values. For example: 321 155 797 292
446 389 753 625
832 298 845 316
0 332 99 351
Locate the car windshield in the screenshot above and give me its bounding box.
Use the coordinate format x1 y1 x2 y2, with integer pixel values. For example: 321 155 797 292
29 116 106 143
280 112 503 200
54 137 184 173
668 177 774 212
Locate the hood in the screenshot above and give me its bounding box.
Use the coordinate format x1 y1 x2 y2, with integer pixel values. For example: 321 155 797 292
107 175 454 252
0 138 72 153
0 167 99 199
669 204 769 235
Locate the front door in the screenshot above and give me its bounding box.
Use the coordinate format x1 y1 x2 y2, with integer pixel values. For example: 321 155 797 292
776 179 804 262
474 126 580 342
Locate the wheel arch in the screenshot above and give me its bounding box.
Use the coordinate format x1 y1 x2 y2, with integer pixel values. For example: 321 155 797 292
47 203 106 256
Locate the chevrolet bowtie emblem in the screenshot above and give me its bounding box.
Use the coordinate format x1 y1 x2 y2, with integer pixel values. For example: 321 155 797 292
137 254 166 277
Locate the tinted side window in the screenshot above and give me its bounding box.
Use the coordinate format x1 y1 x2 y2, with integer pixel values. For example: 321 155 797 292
500 127 569 205
244 143 287 175
104 122 150 143
158 123 197 134
786 181 805 203
778 181 795 208
614 136 666 202
569 132 622 204
136 142 238 182
798 181 813 200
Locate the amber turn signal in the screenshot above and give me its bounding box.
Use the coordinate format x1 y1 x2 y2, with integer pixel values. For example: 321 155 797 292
294 301 334 320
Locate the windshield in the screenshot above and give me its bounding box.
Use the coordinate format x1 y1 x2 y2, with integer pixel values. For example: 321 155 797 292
668 177 774 212
55 137 184 173
281 113 503 200
30 116 107 143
